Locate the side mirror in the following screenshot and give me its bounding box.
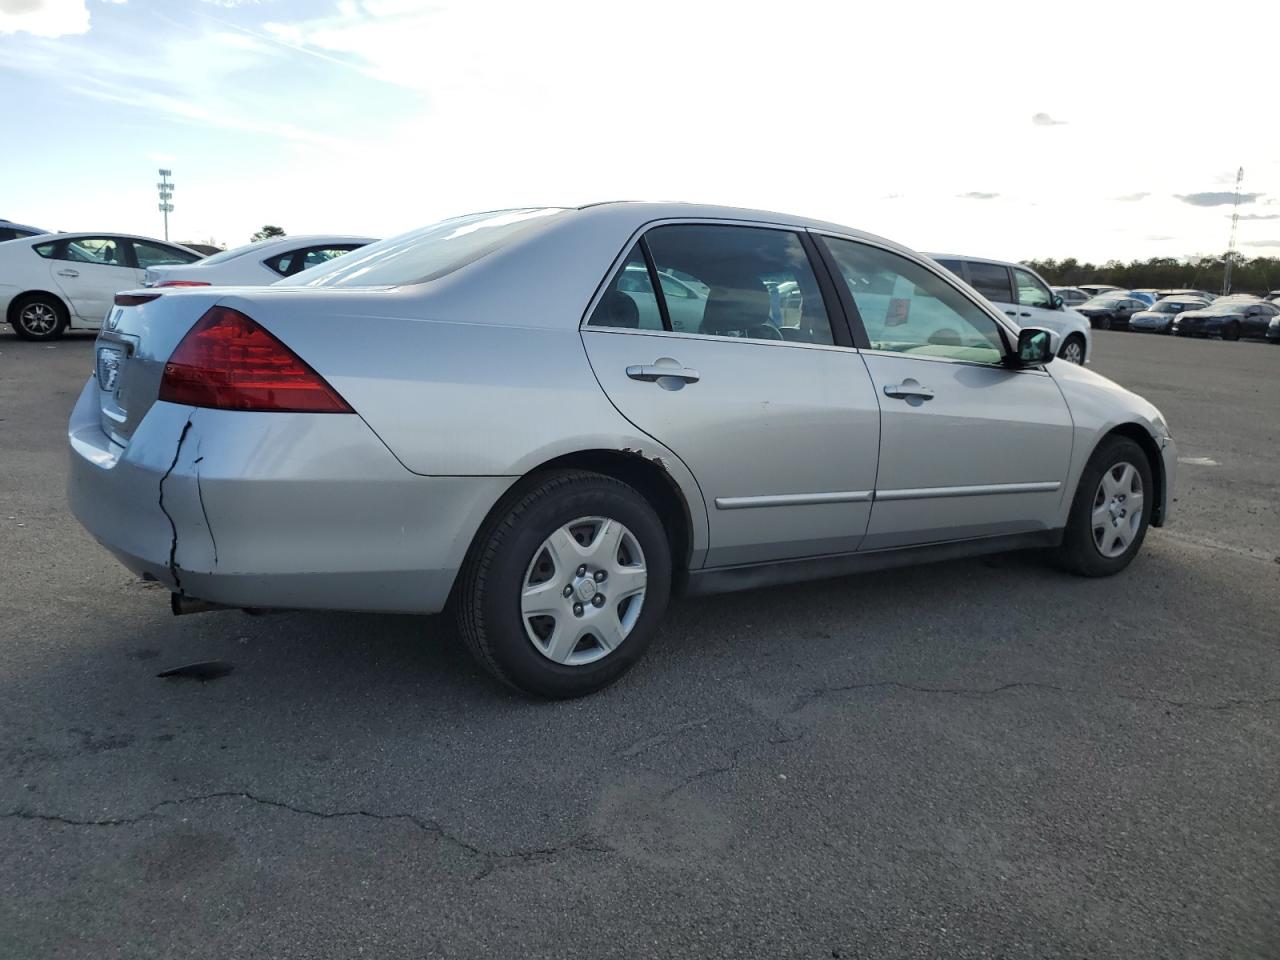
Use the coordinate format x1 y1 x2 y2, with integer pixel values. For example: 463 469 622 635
1011 327 1056 366
1051 294 1064 310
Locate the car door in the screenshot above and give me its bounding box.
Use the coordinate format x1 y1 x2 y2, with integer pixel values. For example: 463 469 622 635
817 236 1074 549
581 223 881 567
41 236 140 323
1244 303 1277 336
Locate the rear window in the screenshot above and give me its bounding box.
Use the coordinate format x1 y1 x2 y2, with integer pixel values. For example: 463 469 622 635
282 208 566 288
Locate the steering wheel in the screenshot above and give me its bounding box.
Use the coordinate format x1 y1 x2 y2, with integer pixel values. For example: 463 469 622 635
746 323 784 341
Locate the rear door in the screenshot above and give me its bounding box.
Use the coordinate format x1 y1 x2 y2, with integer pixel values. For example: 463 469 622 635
581 223 881 567
818 236 1074 549
41 236 139 324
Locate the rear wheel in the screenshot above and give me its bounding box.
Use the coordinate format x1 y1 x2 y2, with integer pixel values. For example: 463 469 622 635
1094 315 1112 330
10 294 68 341
1058 334 1086 365
1056 435 1153 577
1222 321 1240 341
456 470 672 698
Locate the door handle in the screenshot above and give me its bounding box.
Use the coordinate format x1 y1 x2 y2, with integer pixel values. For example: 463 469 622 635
1003 310 1016 317
56 269 80 278
626 358 700 387
883 381 935 401
1019 311 1032 318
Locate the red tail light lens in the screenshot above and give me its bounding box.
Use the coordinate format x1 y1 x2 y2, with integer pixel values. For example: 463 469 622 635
159 306 353 413
152 280 211 288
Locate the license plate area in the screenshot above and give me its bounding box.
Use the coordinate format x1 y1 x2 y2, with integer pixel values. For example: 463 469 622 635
96 344 127 393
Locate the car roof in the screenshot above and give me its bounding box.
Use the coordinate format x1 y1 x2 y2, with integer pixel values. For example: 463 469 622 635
14 231 200 250
1 219 49 233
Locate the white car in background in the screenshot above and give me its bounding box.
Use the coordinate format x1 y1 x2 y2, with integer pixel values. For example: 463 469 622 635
1 232 201 340
929 254 1093 364
145 235 375 288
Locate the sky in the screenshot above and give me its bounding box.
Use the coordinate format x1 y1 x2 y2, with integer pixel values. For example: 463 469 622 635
1 0 1278 262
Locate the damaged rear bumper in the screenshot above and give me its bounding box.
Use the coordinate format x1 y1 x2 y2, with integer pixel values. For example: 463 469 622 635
67 379 513 614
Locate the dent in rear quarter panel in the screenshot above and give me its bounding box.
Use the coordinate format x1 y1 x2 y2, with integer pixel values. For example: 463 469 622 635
231 306 712 564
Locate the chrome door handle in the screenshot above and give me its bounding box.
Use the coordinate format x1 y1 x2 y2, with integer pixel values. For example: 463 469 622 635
883 381 934 401
56 269 80 278
626 358 700 385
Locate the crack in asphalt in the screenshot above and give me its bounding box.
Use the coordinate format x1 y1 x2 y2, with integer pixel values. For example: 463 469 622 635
785 679 1280 719
1 791 613 882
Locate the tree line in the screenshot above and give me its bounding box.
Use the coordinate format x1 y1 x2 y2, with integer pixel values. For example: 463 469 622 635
1025 253 1280 295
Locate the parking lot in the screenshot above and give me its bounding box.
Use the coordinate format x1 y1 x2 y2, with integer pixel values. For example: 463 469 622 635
1 329 1276 958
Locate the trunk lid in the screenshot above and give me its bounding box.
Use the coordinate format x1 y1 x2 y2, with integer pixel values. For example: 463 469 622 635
93 290 225 445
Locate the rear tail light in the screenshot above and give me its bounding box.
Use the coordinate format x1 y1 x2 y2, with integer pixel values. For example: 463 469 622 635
152 280 211 288
159 306 352 413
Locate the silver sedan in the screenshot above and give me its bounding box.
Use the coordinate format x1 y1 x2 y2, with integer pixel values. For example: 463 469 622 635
69 203 1176 698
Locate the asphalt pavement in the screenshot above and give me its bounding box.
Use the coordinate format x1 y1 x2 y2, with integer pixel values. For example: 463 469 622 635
1 329 1277 959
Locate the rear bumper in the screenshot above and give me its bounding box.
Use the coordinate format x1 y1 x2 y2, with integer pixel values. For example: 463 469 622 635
67 379 513 614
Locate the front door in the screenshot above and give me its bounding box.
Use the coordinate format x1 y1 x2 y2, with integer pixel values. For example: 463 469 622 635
581 223 881 567
818 236 1075 549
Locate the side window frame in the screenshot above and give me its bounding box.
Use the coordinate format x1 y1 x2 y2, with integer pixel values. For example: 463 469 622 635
812 233 1020 367
583 220 851 348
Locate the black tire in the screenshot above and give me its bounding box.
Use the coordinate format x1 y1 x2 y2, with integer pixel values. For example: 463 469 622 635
1056 435 1153 577
10 293 69 341
1094 315 1112 331
455 470 672 698
1222 321 1240 342
1058 333 1086 365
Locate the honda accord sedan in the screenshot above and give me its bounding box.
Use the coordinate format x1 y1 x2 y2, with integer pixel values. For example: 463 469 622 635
68 203 1176 698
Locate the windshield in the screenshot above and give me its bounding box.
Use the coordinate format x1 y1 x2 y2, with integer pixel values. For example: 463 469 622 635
281 208 567 288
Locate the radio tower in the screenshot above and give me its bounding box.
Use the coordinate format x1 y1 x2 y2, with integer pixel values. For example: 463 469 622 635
1223 166 1244 295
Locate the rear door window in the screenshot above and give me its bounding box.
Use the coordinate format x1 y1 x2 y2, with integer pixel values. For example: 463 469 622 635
645 224 834 344
966 261 1015 303
587 244 663 330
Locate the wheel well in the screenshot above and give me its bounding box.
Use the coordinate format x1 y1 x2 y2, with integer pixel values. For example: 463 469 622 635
1101 424 1165 526
7 290 69 325
1061 331 1087 359
528 450 695 575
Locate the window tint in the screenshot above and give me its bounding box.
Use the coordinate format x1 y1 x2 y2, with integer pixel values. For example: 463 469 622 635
1013 266 1053 308
643 225 834 344
934 259 964 278
587 243 663 330
133 240 198 268
966 261 1014 303
0 228 15 242
822 238 1006 364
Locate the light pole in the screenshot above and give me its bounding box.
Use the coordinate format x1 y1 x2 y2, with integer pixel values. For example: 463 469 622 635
157 169 175 241
1223 166 1243 296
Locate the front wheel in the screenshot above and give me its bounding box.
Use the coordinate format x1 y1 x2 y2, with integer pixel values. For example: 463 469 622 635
1058 334 1086 365
10 294 68 341
455 470 672 698
1094 315 1112 331
1056 436 1153 577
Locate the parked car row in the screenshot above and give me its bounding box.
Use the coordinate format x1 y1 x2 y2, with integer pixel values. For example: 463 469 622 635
66 201 1175 698
0 231 375 340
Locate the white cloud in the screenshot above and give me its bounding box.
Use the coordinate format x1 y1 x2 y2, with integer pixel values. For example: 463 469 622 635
0 0 89 37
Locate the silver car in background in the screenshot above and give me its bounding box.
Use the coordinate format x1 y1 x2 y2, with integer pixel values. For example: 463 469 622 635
69 203 1175 698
